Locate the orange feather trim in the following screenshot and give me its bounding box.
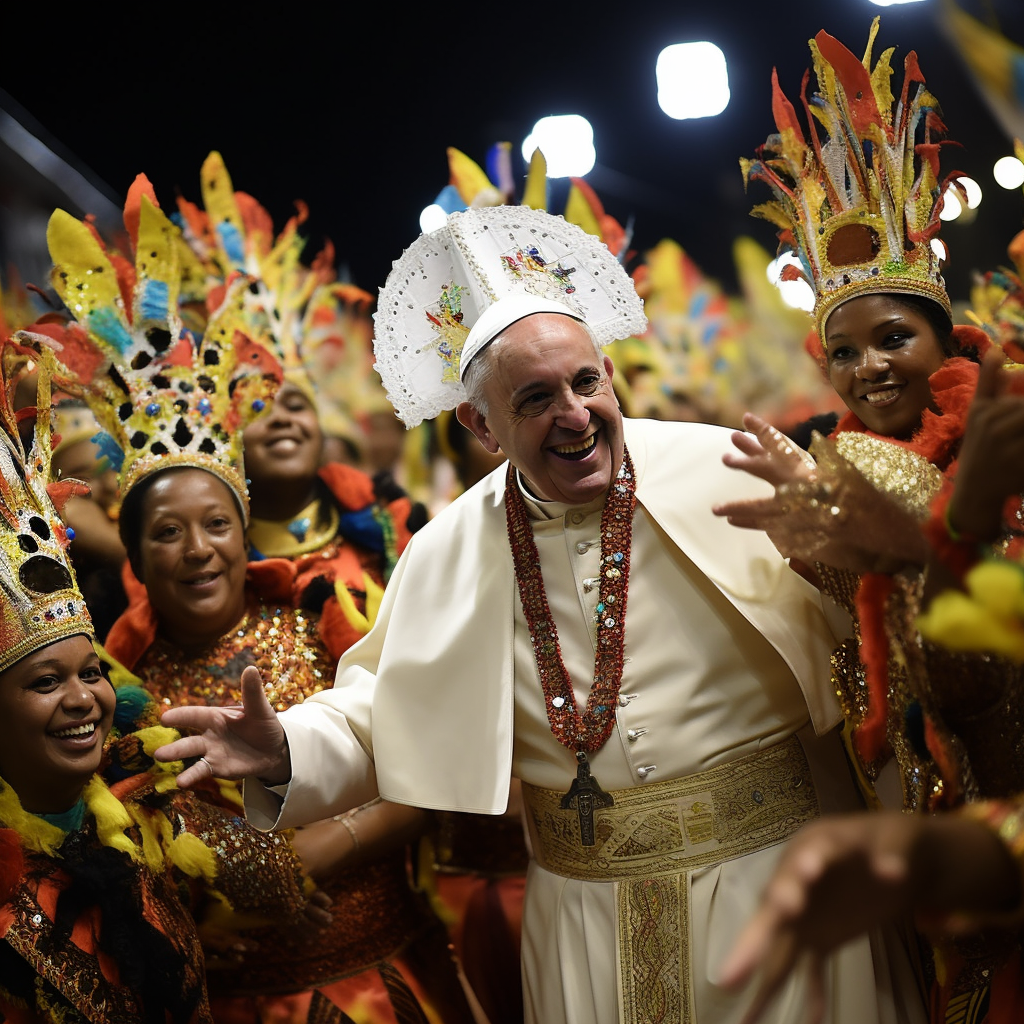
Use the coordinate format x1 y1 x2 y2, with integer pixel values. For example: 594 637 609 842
853 571 895 765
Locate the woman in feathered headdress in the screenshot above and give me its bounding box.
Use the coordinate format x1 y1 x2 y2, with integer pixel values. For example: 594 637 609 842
46 173 476 1024
0 332 319 1024
714 19 1024 1022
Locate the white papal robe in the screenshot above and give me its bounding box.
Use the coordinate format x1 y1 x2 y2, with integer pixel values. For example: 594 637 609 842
245 418 926 1024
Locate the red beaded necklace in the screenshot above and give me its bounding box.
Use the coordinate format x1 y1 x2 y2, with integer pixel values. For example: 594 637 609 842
504 448 636 754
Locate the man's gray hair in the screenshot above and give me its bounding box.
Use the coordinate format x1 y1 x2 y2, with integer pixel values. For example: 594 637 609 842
462 315 603 417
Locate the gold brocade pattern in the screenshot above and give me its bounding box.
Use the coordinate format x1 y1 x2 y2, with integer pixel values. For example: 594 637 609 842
521 736 818 881
138 601 333 711
618 875 691 1024
524 739 815 1024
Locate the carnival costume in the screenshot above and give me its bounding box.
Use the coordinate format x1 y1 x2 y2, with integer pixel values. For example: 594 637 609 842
741 19 1024 1022
45 183 470 1024
177 151 416 645
0 335 312 1024
243 204 926 1024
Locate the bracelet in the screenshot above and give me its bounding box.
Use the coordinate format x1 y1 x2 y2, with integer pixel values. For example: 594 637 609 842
334 812 361 852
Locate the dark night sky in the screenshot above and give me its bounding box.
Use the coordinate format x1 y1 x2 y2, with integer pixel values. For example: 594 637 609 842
2 0 1023 308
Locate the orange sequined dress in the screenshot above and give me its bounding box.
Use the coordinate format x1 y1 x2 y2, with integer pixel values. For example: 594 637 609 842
106 574 475 1024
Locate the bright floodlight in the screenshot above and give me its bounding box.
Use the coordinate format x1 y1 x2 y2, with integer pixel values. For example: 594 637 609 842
867 0 926 6
419 204 448 233
939 187 963 222
957 176 983 209
657 42 730 120
766 254 815 312
994 155 1024 190
521 115 596 177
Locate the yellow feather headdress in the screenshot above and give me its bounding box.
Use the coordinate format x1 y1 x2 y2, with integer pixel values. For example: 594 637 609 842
741 17 961 344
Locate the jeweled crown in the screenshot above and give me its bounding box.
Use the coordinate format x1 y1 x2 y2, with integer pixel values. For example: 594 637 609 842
45 182 282 517
741 18 959 344
0 336 93 673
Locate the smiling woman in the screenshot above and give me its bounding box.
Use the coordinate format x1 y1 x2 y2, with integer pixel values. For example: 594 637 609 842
711 21 1024 1022
46 188 476 1024
0 335 321 1024
0 635 114 814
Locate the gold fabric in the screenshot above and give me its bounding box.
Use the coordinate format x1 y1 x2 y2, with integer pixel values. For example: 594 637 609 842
523 738 819 1024
521 735 818 881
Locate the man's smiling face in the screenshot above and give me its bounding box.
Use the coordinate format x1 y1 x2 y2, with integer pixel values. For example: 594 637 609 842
458 313 623 505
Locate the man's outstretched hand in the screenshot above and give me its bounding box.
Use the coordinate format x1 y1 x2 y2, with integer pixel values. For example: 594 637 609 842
155 666 292 789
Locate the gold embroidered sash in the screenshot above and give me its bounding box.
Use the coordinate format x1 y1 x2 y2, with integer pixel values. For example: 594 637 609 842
521 734 818 880
522 735 820 1023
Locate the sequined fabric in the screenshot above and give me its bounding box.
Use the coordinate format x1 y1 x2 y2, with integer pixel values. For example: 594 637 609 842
135 596 471 1022
137 599 333 712
822 431 1024 1018
812 434 947 812
209 856 446 997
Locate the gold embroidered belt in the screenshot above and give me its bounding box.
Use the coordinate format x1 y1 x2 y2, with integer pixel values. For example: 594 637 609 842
521 733 819 880
522 735 820 1022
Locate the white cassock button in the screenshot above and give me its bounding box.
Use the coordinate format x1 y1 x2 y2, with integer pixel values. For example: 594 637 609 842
575 541 591 554
637 765 657 778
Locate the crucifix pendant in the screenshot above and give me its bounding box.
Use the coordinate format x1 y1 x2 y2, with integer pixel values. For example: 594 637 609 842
560 751 614 847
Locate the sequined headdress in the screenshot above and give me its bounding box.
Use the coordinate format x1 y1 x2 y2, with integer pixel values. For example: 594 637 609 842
373 205 648 428
741 18 960 344
45 181 283 519
0 336 93 674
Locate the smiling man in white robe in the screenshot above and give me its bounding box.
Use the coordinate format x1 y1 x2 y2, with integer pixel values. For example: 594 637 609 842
158 206 925 1024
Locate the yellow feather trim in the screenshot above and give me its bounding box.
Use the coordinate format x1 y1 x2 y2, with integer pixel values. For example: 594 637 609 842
168 831 218 880
918 561 1024 661
124 802 167 872
84 777 138 861
0 779 66 856
333 572 375 635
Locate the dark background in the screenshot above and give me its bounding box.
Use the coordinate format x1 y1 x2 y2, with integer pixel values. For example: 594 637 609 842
2 0 1022 311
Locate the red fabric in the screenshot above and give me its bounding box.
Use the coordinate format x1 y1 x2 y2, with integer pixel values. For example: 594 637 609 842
852 572 895 766
0 831 23 905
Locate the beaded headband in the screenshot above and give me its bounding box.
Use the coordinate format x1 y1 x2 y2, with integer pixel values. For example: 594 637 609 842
45 186 282 519
741 17 959 346
374 205 647 427
0 336 93 674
